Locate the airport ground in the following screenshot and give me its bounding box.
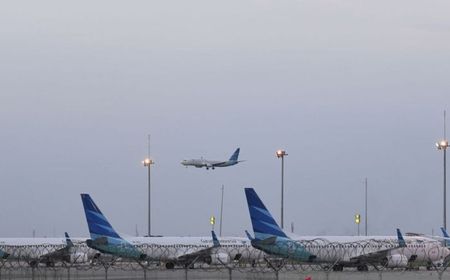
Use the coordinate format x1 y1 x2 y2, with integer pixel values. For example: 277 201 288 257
2 268 450 280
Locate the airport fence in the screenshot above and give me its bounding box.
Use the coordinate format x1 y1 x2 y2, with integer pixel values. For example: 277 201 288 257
0 238 449 280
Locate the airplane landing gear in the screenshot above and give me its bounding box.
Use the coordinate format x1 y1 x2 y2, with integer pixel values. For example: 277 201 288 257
357 264 368 271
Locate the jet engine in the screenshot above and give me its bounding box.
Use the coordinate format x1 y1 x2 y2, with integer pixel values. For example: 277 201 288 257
205 253 231 265
384 254 408 268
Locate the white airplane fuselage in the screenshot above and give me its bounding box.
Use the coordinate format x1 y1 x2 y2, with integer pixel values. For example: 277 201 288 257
181 148 241 170
181 159 238 169
0 236 263 268
127 236 262 266
0 238 94 265
289 234 449 268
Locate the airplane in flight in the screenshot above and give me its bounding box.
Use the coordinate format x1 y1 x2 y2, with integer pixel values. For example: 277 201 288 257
81 193 263 269
244 188 450 271
181 148 242 170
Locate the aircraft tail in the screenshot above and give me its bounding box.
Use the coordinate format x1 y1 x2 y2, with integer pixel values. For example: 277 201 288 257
441 227 449 238
244 188 287 240
441 227 450 247
245 230 254 241
80 194 122 241
65 232 74 248
229 148 240 161
396 228 406 247
80 194 146 260
212 231 220 247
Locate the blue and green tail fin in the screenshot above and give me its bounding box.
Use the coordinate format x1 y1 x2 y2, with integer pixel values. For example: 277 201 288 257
81 193 124 244
212 231 220 247
396 228 406 247
65 232 74 248
244 188 287 241
229 148 240 161
441 227 450 247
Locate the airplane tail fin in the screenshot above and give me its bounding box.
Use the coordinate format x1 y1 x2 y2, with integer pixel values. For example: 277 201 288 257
229 148 240 161
65 232 74 248
441 227 450 247
441 227 449 238
80 194 122 241
396 228 406 247
212 231 220 247
80 194 146 260
244 188 287 240
245 230 254 241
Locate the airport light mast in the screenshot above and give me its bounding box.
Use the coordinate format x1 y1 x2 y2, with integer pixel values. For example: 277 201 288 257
219 185 224 237
142 135 154 237
365 178 368 236
276 149 288 229
437 111 449 231
355 214 361 236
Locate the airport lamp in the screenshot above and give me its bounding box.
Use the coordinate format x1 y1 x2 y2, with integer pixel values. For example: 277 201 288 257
437 140 449 231
355 214 361 236
142 157 155 237
210 215 216 231
276 149 288 229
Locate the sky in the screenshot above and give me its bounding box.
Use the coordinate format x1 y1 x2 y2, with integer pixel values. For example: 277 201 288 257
0 0 449 238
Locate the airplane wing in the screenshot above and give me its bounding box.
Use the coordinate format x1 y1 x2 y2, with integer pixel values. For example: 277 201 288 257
176 246 216 263
38 232 75 265
349 247 395 264
175 231 221 265
38 246 71 265
350 229 407 265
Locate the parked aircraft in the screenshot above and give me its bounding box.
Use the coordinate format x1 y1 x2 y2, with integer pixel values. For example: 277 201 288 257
81 193 262 269
181 148 242 170
0 233 90 267
244 188 450 271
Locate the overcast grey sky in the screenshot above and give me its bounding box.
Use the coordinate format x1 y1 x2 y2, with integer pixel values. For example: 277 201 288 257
0 0 449 238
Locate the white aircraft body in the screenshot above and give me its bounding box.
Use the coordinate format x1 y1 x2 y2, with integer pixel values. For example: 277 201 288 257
181 148 242 170
287 234 448 270
81 193 263 269
0 235 94 267
124 235 263 268
245 188 450 270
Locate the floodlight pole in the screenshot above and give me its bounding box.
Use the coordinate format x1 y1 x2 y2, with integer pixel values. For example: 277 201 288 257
441 144 448 231
143 135 154 237
147 161 151 236
365 178 368 236
220 185 224 237
276 150 288 229
437 111 449 231
445 147 447 231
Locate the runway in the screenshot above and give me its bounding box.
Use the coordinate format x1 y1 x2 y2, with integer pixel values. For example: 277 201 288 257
1 268 450 280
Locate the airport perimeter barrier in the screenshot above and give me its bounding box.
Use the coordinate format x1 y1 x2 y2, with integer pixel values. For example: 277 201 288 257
0 238 449 279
